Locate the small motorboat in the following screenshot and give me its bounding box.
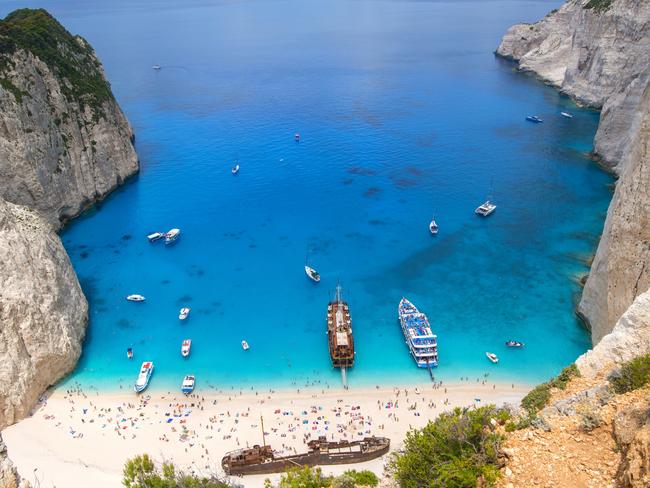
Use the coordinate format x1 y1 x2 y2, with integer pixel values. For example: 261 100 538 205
164 228 180 245
486 352 499 364
475 200 497 217
181 339 191 357
147 232 163 242
525 115 543 123
232 164 240 175
126 294 146 302
241 340 250 351
305 265 321 283
181 375 195 394
134 361 154 393
179 307 190 320
429 219 439 235
560 112 574 119
127 347 133 359
294 133 301 141
505 340 525 348
152 64 161 70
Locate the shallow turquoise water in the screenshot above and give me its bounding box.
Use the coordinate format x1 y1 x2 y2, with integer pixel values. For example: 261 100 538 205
3 0 612 391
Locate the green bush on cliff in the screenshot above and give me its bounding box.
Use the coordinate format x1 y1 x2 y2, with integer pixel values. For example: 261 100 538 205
122 454 228 488
263 467 379 488
0 8 113 117
521 364 580 415
610 353 650 394
393 405 508 488
584 0 614 12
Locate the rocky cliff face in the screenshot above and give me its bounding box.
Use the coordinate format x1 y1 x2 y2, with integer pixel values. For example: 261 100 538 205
0 198 87 431
0 9 138 229
496 0 650 344
0 6 136 469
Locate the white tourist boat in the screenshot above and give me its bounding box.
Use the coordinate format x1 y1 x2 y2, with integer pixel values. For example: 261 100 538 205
305 265 321 283
164 228 180 245
179 307 191 320
126 294 146 302
232 164 240 175
560 111 574 118
398 298 438 368
181 339 192 357
486 352 499 364
475 200 497 217
429 218 439 235
147 232 163 242
134 361 154 393
241 340 250 351
181 375 195 394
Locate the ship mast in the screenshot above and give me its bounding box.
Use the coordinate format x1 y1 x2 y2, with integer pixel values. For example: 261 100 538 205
261 415 266 446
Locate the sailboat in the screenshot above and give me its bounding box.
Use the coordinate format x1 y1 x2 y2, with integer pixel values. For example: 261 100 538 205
429 214 439 235
232 163 240 175
305 250 321 282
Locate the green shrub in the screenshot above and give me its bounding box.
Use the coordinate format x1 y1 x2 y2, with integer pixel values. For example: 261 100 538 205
393 405 506 488
584 0 614 12
610 354 650 394
550 364 580 390
122 454 228 488
342 470 378 486
521 364 580 415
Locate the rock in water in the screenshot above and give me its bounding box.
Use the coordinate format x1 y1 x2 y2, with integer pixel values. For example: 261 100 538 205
0 198 87 430
0 8 139 229
496 0 650 345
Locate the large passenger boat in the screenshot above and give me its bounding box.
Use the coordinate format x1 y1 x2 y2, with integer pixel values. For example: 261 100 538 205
398 298 438 368
134 361 154 393
222 435 390 476
327 285 354 368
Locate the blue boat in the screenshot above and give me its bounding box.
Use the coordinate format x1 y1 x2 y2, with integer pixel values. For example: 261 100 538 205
181 374 195 394
525 115 543 123
398 298 438 368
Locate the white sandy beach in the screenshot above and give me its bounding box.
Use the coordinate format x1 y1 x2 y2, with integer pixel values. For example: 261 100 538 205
3 380 528 487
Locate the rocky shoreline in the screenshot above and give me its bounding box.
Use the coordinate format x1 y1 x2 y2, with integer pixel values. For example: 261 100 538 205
496 0 650 348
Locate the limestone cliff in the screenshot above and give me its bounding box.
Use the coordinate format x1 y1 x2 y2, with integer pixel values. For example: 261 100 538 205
496 0 650 344
0 198 87 431
0 8 139 228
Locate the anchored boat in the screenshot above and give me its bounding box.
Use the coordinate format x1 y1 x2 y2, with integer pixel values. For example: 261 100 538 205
398 298 438 369
305 265 320 282
222 434 390 476
241 340 250 351
134 361 154 393
560 111 573 119
181 375 195 394
147 232 163 242
525 115 543 123
486 352 499 364
505 340 524 348
232 164 240 175
475 200 497 217
127 347 133 359
181 339 191 357
327 285 354 369
164 228 180 245
429 218 439 235
179 307 190 320
126 294 146 302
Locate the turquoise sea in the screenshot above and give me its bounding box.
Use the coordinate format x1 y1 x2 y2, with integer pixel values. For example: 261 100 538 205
3 0 612 391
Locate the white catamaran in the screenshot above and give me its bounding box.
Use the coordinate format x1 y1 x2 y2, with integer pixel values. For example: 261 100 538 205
398 298 438 368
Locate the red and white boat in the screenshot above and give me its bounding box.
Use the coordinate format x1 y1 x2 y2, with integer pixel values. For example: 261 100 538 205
181 339 191 357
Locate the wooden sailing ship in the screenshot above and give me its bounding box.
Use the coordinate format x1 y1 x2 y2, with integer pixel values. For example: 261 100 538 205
221 434 390 476
327 284 354 368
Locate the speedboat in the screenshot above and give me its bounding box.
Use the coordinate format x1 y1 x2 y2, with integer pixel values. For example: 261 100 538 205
126 294 146 302
486 352 499 364
505 340 525 348
127 347 133 359
179 307 190 320
164 228 180 245
525 115 543 123
429 219 438 235
232 164 240 175
147 232 163 242
560 112 573 118
305 265 321 282
475 200 497 217
152 64 161 70
181 339 191 357
241 340 250 351
134 361 154 393
294 133 301 141
181 375 195 394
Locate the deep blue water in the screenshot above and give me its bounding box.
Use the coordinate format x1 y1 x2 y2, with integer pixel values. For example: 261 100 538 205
3 0 612 391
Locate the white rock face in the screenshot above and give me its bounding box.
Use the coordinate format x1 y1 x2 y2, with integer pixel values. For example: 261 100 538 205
0 198 87 430
0 49 139 229
497 0 650 344
576 288 650 377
